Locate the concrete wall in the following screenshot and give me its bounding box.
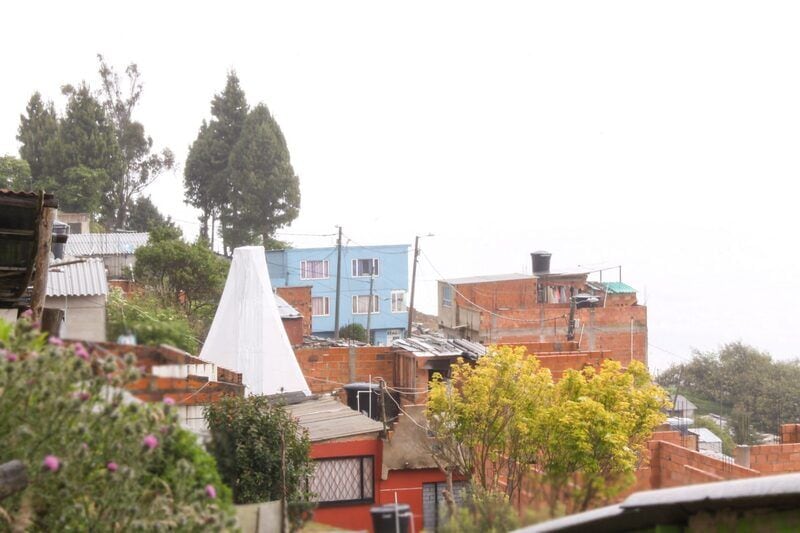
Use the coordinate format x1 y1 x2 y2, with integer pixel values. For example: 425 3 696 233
44 294 106 341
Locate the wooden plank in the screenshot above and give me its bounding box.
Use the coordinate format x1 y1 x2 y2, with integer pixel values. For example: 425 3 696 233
30 205 55 324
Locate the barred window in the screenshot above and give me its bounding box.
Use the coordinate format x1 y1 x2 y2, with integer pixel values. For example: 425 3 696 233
310 456 374 505
423 481 468 530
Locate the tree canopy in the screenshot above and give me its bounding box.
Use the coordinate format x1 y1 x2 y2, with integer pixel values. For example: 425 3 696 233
657 341 800 440
427 346 668 518
184 73 300 254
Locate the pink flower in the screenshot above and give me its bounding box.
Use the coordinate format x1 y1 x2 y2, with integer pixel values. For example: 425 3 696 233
74 343 90 361
5 352 18 363
81 442 89 451
142 434 159 451
21 309 33 319
205 484 217 499
163 397 175 406
107 462 118 472
48 336 64 346
42 455 60 472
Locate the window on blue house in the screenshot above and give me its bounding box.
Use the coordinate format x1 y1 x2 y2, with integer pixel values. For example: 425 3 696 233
301 259 329 279
391 290 406 313
352 295 380 314
352 258 379 277
312 296 330 316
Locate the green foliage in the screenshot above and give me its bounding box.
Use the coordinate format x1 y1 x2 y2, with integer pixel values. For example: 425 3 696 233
184 73 300 253
0 317 236 531
439 484 519 533
133 234 229 318
204 395 315 530
97 55 175 229
17 92 61 188
106 288 199 353
657 342 800 440
127 195 182 235
427 347 669 516
338 323 367 342
0 155 32 189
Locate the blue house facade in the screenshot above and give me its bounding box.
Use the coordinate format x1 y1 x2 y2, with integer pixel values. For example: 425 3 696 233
266 244 409 345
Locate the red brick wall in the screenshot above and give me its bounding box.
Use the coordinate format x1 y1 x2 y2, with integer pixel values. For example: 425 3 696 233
276 286 312 337
295 346 395 394
282 317 304 346
648 440 759 488
750 443 800 474
781 423 800 444
126 376 244 404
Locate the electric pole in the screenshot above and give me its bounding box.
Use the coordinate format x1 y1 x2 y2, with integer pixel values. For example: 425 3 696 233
407 235 420 338
333 226 343 339
366 272 375 344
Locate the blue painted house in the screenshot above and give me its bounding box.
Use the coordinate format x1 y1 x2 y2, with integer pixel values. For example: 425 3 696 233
266 244 409 345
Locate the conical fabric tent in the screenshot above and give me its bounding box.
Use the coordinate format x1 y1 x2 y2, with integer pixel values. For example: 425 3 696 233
200 246 310 395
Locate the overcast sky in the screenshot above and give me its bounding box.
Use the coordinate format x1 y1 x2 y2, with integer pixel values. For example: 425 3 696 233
2 1 799 371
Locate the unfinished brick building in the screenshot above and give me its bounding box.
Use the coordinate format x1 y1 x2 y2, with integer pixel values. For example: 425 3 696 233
437 251 648 365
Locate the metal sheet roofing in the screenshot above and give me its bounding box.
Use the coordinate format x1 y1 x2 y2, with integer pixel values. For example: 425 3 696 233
274 294 301 319
65 232 149 256
284 395 384 442
46 258 108 297
393 334 486 360
601 281 637 294
441 273 535 285
688 427 722 443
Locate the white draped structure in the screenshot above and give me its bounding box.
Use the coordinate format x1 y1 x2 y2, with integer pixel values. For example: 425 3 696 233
200 246 310 396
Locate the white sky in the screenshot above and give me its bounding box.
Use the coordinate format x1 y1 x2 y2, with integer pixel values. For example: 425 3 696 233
2 1 799 372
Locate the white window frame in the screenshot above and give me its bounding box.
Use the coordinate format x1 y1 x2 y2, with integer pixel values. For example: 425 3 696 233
351 258 379 277
352 294 380 314
311 296 330 317
300 259 329 280
391 290 406 313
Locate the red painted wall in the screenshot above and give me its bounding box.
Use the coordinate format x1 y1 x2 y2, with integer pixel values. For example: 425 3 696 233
379 468 452 533
310 437 383 532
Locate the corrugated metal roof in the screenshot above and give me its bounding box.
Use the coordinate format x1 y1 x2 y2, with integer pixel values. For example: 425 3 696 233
441 273 535 285
688 427 723 444
393 334 487 360
602 281 637 294
46 258 108 297
65 232 149 256
274 294 301 319
284 396 384 442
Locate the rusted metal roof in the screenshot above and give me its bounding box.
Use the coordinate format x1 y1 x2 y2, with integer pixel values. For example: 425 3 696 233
46 258 108 297
0 189 58 208
65 232 149 256
283 395 384 442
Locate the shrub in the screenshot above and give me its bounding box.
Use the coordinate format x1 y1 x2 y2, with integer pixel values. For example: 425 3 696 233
338 323 367 343
0 316 236 531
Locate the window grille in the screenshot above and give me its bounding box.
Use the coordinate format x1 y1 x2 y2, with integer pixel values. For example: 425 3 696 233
310 456 374 505
423 481 468 530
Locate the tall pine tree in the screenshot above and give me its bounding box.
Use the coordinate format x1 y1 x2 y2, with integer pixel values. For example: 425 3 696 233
17 92 61 191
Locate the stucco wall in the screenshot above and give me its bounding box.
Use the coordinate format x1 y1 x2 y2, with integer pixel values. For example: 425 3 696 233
44 294 106 341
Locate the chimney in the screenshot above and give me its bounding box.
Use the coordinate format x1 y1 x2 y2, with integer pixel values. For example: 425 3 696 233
531 251 551 275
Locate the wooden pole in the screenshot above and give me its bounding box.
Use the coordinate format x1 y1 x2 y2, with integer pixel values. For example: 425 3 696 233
30 199 54 324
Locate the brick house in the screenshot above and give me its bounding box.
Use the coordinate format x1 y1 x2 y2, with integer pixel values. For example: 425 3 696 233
437 251 648 364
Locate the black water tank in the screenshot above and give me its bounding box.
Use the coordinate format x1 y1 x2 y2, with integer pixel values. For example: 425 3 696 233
343 382 381 420
531 251 551 275
52 221 70 260
371 503 411 533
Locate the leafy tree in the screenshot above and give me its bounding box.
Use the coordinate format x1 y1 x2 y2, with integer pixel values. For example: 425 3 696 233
97 55 175 229
0 316 235 531
0 155 31 189
184 72 248 251
133 233 229 319
127 195 181 234
338 323 367 343
224 104 300 248
427 347 668 519
17 92 61 189
106 288 199 353
205 395 315 530
440 484 519 533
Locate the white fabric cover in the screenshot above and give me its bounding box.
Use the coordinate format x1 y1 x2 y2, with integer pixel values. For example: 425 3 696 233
200 246 310 396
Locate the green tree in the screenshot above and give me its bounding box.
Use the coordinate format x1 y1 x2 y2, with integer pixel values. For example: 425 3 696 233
184 72 249 252
225 104 300 248
97 55 175 229
338 323 367 342
0 316 235 531
0 155 31 189
17 92 61 190
127 195 181 234
205 395 315 530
